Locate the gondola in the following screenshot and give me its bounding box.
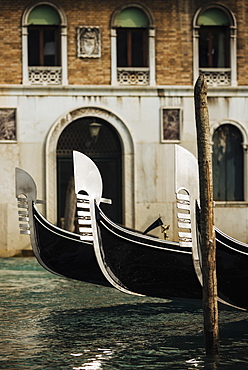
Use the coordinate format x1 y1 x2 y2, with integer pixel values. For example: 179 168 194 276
73 147 248 310
15 145 202 300
15 167 111 287
15 146 248 310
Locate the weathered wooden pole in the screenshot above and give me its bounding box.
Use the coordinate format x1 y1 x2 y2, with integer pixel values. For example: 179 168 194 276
194 75 219 356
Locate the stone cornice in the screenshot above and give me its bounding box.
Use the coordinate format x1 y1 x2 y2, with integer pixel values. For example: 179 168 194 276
1 84 248 97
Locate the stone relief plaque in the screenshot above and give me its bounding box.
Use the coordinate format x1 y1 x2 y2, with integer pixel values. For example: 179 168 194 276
161 108 181 142
77 27 101 58
0 108 16 141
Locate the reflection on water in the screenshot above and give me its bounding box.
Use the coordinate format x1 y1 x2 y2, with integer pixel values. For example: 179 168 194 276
0 258 247 369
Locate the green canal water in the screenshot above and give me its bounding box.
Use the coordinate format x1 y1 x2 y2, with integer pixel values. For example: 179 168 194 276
0 257 247 369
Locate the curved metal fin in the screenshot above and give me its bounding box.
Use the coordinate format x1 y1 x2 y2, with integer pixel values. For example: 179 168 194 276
174 145 202 284
15 168 37 202
73 151 103 206
15 168 38 236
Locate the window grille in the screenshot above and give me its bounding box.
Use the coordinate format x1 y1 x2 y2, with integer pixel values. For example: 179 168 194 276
57 117 121 157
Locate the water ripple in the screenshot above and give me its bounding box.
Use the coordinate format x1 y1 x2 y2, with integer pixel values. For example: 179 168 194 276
0 258 247 369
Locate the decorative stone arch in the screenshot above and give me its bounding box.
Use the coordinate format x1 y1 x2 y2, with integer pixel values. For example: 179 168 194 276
110 2 155 28
22 1 67 25
210 119 248 149
210 119 248 201
22 1 68 85
45 106 135 226
193 4 237 86
110 3 155 86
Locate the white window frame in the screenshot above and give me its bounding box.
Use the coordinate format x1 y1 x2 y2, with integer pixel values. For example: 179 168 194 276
193 5 237 87
210 120 248 202
110 3 155 86
22 2 68 86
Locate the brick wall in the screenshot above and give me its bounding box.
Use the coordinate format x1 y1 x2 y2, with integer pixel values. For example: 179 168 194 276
0 0 247 85
0 1 26 84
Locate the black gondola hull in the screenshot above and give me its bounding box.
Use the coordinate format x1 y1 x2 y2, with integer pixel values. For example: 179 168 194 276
32 205 111 287
96 209 202 300
216 229 248 310
16 159 248 310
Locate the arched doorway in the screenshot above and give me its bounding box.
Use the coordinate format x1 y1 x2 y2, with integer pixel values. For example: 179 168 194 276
56 116 123 226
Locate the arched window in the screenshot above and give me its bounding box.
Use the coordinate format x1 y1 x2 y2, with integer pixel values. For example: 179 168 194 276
193 6 236 86
212 124 244 201
28 5 61 67
116 7 148 68
111 5 155 86
22 3 67 85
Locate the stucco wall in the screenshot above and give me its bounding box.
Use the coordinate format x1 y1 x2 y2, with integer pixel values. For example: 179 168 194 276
0 85 247 256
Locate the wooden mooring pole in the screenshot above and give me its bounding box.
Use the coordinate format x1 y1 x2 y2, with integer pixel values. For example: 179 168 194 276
194 75 219 356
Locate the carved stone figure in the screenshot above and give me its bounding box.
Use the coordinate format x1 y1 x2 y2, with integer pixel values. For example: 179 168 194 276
77 27 101 58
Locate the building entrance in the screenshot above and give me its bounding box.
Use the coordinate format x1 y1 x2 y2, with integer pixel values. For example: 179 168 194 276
56 116 123 228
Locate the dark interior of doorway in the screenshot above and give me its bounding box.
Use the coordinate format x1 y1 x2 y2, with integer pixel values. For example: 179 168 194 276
56 117 123 227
